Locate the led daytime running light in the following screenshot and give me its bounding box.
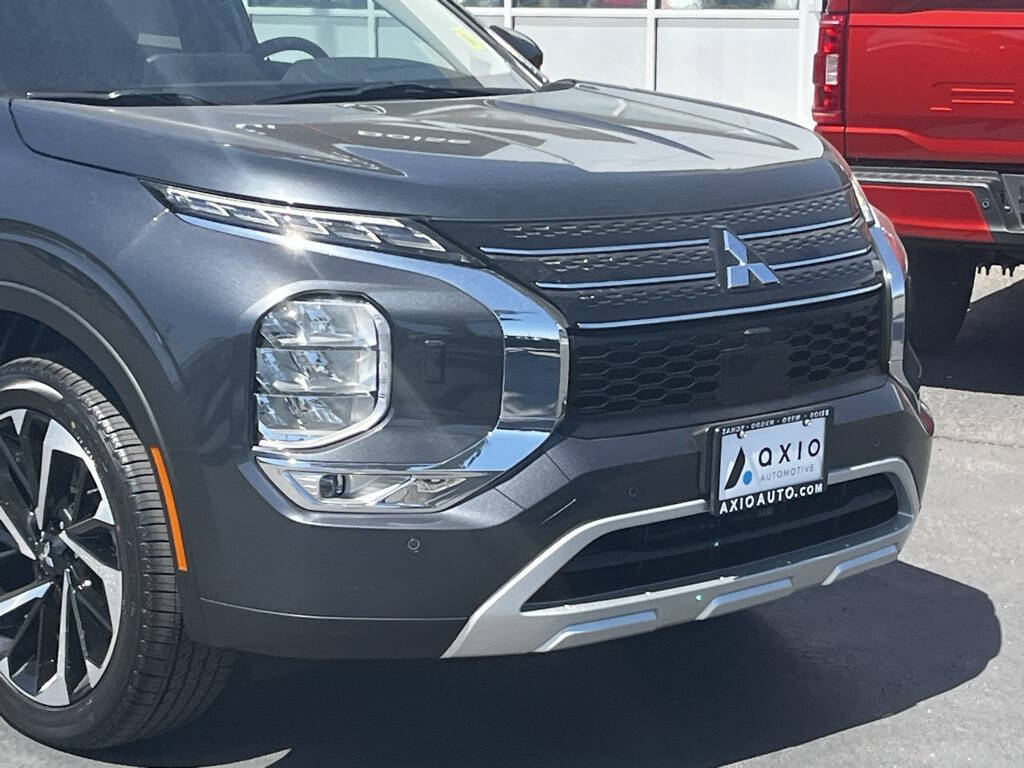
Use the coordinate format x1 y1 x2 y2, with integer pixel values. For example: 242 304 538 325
152 183 458 257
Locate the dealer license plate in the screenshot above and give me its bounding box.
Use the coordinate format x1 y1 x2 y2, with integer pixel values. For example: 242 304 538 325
711 408 832 516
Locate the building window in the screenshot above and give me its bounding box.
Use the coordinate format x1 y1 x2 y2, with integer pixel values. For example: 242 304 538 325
454 1 799 8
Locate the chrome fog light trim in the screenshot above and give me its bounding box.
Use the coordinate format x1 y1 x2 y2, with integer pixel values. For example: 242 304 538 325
256 427 551 514
282 467 489 512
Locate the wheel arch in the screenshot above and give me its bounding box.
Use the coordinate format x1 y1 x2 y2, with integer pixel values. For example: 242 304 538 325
0 284 162 448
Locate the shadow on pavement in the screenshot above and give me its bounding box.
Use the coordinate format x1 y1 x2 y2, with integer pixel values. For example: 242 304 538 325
96 561 999 768
921 276 1024 395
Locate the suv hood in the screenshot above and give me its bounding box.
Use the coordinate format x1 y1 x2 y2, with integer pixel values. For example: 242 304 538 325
11 83 847 220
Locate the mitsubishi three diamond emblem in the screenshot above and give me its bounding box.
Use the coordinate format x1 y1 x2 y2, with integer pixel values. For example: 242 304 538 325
712 226 781 290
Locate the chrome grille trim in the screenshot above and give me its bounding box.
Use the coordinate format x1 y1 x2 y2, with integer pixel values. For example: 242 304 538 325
533 246 873 291
741 216 858 242
481 237 709 258
535 271 717 291
772 246 874 272
575 284 883 330
479 216 858 257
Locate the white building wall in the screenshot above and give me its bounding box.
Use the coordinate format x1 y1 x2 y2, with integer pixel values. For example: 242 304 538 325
245 1 821 126
463 2 821 125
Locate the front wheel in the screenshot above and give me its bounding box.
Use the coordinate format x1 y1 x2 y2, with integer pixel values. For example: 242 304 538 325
0 358 234 749
906 247 976 352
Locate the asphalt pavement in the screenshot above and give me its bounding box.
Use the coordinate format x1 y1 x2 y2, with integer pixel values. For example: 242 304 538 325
2 272 1022 768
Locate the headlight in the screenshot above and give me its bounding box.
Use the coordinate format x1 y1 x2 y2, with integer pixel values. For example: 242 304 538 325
148 183 475 264
255 296 391 449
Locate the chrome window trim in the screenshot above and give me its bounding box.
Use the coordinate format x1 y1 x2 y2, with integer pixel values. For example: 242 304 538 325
175 213 569 513
574 283 883 330
443 456 919 658
478 215 857 258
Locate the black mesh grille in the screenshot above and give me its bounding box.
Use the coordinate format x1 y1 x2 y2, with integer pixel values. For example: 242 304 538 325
568 292 885 419
537 245 713 279
490 189 856 245
525 474 900 610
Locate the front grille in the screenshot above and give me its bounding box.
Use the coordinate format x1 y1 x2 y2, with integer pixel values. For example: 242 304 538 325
525 475 900 610
568 291 885 421
432 187 882 326
429 187 890 432
485 189 856 246
526 218 871 288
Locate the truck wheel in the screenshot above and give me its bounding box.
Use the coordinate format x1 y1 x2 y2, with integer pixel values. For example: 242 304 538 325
0 357 234 749
906 247 976 352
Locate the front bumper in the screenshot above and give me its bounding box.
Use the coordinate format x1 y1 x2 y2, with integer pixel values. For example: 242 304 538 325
444 457 917 657
195 379 932 659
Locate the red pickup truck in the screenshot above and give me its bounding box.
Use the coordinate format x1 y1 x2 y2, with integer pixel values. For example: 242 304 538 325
814 0 1024 349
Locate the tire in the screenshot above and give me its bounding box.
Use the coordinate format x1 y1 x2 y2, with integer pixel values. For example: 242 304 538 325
906 247 976 352
0 357 234 749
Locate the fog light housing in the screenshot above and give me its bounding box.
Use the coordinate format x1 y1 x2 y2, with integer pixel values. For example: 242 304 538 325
289 471 481 511
256 296 391 449
318 474 347 499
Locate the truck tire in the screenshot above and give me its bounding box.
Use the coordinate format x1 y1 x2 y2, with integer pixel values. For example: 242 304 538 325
0 357 234 749
906 247 976 352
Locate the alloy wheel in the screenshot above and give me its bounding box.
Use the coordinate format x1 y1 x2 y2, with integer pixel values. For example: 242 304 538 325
0 409 122 707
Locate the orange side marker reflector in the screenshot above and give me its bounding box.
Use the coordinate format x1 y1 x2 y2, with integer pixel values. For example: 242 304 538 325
150 447 189 572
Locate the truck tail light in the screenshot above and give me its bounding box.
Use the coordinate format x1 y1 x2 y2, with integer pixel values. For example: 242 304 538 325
813 13 848 127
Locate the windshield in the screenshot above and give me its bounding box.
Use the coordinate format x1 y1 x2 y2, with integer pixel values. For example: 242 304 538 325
0 0 538 104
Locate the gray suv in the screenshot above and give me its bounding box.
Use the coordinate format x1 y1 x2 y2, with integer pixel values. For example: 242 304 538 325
0 0 931 751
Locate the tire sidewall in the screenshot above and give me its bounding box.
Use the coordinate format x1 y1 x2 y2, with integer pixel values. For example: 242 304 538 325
0 363 146 747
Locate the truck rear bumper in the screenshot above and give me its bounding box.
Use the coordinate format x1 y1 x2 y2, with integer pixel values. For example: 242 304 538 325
853 166 1024 250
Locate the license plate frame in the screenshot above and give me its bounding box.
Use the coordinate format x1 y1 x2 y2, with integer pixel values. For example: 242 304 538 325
710 407 833 516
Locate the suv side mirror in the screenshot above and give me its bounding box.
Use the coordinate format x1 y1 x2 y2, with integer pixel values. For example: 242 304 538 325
489 26 543 70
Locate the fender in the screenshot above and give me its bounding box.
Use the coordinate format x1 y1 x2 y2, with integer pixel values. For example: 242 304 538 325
0 230 211 641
